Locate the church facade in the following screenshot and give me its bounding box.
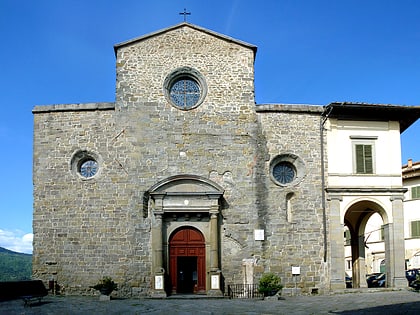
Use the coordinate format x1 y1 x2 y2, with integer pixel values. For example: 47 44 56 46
32 22 420 297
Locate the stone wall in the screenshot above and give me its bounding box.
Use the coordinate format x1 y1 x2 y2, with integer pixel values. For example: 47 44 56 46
32 24 330 296
32 104 153 296
256 105 328 293
112 25 262 292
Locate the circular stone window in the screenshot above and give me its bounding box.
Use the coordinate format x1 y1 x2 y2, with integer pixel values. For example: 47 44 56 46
270 153 306 187
164 67 207 110
79 159 98 178
272 162 296 184
70 150 102 180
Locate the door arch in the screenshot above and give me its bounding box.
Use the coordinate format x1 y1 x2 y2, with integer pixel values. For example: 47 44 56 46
344 200 388 288
169 227 206 294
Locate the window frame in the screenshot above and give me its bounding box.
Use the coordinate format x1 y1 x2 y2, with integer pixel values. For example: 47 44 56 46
351 137 377 175
163 67 207 111
70 149 102 181
269 153 306 187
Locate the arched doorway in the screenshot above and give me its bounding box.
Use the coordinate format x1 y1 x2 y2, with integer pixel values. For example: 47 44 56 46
147 174 224 297
169 227 206 294
344 200 387 288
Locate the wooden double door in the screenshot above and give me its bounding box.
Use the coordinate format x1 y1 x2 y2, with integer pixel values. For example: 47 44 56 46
169 227 206 294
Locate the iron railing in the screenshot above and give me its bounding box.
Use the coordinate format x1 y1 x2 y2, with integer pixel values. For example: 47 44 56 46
227 284 264 299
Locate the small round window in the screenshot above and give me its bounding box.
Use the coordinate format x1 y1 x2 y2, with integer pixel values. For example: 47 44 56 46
70 150 101 180
270 153 306 187
170 77 201 109
79 159 98 178
272 162 296 184
164 67 207 110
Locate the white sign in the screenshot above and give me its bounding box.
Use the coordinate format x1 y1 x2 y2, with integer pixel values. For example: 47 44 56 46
155 275 164 290
254 229 264 241
211 275 220 289
292 266 301 275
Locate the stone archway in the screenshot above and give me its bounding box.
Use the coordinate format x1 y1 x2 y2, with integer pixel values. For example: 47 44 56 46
328 190 407 291
146 174 224 297
344 200 388 288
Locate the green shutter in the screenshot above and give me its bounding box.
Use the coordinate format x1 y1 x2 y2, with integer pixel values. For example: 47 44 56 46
355 144 373 174
364 145 373 174
355 145 365 173
412 186 420 199
411 221 420 238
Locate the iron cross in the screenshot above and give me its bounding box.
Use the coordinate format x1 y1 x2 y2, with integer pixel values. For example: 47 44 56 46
179 8 191 22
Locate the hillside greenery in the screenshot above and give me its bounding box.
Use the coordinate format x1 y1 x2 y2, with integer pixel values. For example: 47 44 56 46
0 247 32 281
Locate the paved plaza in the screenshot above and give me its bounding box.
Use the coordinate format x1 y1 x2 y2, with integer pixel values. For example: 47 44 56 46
1 289 419 314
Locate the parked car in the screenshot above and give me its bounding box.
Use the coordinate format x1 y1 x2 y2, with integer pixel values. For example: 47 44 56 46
406 269 420 290
366 273 385 287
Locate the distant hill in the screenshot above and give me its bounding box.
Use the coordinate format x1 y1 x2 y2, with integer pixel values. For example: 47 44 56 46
0 247 32 281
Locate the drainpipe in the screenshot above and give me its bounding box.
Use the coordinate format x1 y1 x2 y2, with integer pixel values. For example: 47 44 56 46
320 104 333 262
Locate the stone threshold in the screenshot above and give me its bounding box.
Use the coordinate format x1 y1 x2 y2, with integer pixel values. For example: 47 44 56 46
164 294 226 300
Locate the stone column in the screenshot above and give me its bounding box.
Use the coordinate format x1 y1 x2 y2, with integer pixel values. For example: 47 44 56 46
354 234 367 288
328 195 346 290
210 211 219 271
207 205 222 296
385 195 407 288
152 213 163 272
151 195 166 298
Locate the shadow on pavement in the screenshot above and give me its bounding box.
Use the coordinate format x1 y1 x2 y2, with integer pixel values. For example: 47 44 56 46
333 301 420 315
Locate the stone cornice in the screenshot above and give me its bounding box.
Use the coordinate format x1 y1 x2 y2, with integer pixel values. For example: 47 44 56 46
326 187 407 194
32 102 115 113
256 104 323 114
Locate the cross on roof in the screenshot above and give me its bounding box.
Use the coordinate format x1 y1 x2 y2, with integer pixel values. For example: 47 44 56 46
179 8 191 22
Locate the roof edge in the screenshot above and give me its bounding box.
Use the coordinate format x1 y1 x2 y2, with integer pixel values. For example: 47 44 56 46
324 102 420 133
256 103 324 114
32 102 115 114
113 22 257 55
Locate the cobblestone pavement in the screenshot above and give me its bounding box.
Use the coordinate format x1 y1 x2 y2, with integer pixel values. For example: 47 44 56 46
1 289 420 315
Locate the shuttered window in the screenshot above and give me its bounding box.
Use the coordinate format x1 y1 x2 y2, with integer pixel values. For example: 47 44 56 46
412 186 420 199
355 144 373 174
411 221 420 238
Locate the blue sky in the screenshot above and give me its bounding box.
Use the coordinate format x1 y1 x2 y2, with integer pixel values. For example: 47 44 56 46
0 0 419 254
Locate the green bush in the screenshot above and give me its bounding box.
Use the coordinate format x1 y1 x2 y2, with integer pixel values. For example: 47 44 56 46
258 272 283 296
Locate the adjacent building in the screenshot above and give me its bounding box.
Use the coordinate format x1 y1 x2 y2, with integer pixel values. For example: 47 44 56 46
403 160 420 269
345 159 420 281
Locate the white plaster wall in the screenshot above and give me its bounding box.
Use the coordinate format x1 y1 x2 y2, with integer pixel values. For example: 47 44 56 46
327 119 402 188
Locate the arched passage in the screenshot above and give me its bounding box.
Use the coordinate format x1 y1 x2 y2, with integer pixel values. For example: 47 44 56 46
328 189 406 291
344 200 388 288
169 227 206 294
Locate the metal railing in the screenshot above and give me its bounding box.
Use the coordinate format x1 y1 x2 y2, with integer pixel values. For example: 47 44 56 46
227 284 264 299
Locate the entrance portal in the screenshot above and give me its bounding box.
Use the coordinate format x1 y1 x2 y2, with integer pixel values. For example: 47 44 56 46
169 227 206 294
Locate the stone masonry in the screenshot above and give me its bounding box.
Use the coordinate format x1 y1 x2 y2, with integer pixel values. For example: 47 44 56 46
33 23 334 297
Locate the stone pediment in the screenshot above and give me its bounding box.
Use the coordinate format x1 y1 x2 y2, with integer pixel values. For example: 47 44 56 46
148 174 224 194
114 22 257 56
148 175 224 213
